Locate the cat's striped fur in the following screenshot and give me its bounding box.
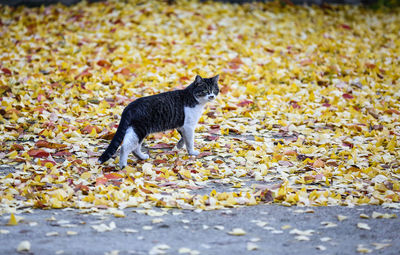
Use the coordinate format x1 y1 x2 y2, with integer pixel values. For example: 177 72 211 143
98 75 219 168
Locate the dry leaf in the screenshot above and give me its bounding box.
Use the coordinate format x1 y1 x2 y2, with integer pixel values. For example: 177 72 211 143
228 228 246 236
246 242 259 251
92 222 116 232
357 223 371 230
7 213 18 226
357 244 372 253
337 214 348 221
372 242 391 250
46 231 59 236
17 241 31 252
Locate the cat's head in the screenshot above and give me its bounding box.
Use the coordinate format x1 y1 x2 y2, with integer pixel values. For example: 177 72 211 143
192 74 219 104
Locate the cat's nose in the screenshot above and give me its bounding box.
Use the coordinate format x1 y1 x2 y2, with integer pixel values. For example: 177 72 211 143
208 95 215 100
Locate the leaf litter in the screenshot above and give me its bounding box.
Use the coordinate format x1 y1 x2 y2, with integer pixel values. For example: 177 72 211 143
0 1 399 215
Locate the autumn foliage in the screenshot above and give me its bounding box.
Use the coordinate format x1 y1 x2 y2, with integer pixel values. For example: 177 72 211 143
0 1 399 212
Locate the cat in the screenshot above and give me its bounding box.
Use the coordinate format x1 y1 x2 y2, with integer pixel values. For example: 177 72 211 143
98 74 220 169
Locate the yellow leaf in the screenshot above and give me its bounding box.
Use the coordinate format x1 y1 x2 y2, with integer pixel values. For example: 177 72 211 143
125 165 135 175
6 150 18 159
89 127 97 137
387 136 397 152
8 213 18 226
246 83 258 95
80 172 91 180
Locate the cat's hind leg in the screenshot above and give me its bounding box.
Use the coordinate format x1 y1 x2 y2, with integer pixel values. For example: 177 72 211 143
119 127 139 168
176 129 185 149
133 140 149 160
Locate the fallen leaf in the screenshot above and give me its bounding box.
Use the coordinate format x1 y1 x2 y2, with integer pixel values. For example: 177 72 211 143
372 242 391 250
246 242 258 251
371 212 397 219
0 229 10 234
17 241 31 252
66 231 78 236
46 231 59 236
27 149 50 158
92 222 116 232
228 228 246 236
7 213 18 226
337 214 348 221
357 223 371 230
149 244 170 255
357 244 372 253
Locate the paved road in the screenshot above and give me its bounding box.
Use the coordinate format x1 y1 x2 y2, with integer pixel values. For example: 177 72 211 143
1 205 399 255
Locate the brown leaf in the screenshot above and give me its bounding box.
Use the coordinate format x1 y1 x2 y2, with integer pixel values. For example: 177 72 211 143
284 150 297 156
115 67 132 76
289 100 301 109
365 63 376 69
342 93 354 99
36 140 67 149
205 135 219 141
340 24 351 30
260 189 274 202
179 76 190 82
99 131 115 140
104 173 124 180
1 67 12 75
237 100 254 107
28 149 50 158
154 159 168 165
81 125 101 134
95 177 108 186
151 143 174 149
74 183 89 193
313 159 325 168
97 59 111 68
342 141 354 148
54 150 72 157
197 152 213 158
385 109 400 115
11 144 24 151
228 57 243 69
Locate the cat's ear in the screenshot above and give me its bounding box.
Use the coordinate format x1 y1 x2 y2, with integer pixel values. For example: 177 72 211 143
194 75 203 85
211 74 220 84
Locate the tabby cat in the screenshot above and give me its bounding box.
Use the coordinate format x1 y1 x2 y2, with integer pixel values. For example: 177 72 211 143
98 74 219 168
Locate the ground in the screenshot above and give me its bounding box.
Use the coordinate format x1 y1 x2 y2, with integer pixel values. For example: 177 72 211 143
1 206 399 255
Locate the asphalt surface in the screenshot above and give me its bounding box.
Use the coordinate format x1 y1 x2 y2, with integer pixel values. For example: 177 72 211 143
1 205 399 255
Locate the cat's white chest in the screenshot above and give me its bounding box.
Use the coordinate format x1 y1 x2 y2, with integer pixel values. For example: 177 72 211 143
184 104 205 128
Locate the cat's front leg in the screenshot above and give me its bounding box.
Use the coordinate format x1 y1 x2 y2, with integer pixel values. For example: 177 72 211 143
181 126 199 156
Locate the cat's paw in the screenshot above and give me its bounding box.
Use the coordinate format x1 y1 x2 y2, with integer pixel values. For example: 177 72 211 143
177 138 184 149
138 154 150 160
189 150 200 156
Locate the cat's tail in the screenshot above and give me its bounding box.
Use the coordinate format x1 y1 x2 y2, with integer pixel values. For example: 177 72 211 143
98 110 131 164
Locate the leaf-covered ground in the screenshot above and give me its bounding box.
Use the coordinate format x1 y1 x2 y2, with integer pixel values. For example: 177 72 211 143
0 0 399 214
